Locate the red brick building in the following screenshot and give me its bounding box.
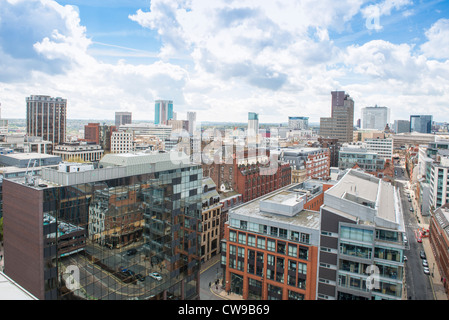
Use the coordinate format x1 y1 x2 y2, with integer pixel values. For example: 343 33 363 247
221 184 322 300
203 149 291 204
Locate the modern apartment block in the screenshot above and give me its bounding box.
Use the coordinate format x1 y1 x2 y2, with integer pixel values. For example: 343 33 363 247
221 184 322 300
317 169 406 300
26 95 66 145
2 151 203 300
320 91 354 144
115 111 132 128
429 156 449 210
154 100 173 125
338 143 384 172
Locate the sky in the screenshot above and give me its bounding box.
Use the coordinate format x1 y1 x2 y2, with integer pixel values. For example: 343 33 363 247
1 0 449 124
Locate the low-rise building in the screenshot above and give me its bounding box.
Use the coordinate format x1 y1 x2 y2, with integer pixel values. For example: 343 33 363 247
52 142 104 162
221 184 322 300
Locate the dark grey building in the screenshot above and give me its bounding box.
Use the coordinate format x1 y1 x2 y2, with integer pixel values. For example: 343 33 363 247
410 115 432 134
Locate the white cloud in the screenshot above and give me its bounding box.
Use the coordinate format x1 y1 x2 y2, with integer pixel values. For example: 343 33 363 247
1 0 449 126
420 18 449 60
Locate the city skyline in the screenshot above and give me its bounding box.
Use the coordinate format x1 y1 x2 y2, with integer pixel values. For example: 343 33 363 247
0 0 449 124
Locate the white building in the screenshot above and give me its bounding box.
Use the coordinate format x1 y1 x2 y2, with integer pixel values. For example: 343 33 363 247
365 138 393 161
361 105 390 131
111 131 134 154
53 142 104 162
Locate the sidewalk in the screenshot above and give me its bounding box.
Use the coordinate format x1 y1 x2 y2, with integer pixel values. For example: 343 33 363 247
413 198 448 300
200 255 243 300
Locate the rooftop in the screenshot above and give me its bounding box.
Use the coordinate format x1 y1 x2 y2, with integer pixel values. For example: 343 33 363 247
0 273 38 300
325 169 403 227
230 184 321 231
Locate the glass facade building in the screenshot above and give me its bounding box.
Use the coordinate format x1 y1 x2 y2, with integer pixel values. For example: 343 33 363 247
410 115 432 134
3 152 202 300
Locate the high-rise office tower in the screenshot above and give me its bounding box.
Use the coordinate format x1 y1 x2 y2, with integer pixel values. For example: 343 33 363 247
154 100 173 125
361 105 390 131
248 112 259 138
26 95 67 145
410 115 433 133
115 111 132 128
320 91 354 144
187 111 197 135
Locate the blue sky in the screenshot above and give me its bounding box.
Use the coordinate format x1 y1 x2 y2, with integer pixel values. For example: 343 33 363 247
1 0 449 124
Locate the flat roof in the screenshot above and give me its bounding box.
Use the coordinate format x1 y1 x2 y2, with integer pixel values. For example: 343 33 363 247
0 153 60 160
0 272 38 300
326 169 398 223
231 184 321 230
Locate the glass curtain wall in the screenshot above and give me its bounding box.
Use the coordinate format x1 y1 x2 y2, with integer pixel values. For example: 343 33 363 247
42 166 202 300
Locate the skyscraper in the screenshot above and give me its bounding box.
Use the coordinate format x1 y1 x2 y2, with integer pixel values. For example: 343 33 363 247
26 95 66 145
361 105 390 131
319 91 354 143
410 115 433 133
187 111 197 135
154 100 173 125
247 112 259 138
115 111 132 128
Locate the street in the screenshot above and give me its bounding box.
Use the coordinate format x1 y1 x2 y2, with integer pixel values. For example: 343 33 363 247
394 162 434 300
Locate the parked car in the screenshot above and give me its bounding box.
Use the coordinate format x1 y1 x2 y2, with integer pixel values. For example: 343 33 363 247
127 248 137 256
403 255 408 262
136 274 145 282
409 207 414 212
417 237 422 243
149 272 162 281
423 267 430 275
420 250 426 259
422 259 428 267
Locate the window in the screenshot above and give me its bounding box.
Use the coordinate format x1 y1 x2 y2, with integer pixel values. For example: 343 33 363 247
288 244 297 257
248 235 256 247
279 228 287 239
277 241 286 254
238 233 246 245
267 239 276 252
271 227 278 237
290 231 300 242
300 233 310 244
230 230 236 242
257 237 266 250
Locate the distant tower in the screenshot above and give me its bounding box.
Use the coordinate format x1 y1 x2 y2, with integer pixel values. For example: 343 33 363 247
187 111 197 135
320 91 354 143
154 100 173 125
115 111 132 128
26 95 67 144
248 112 259 138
